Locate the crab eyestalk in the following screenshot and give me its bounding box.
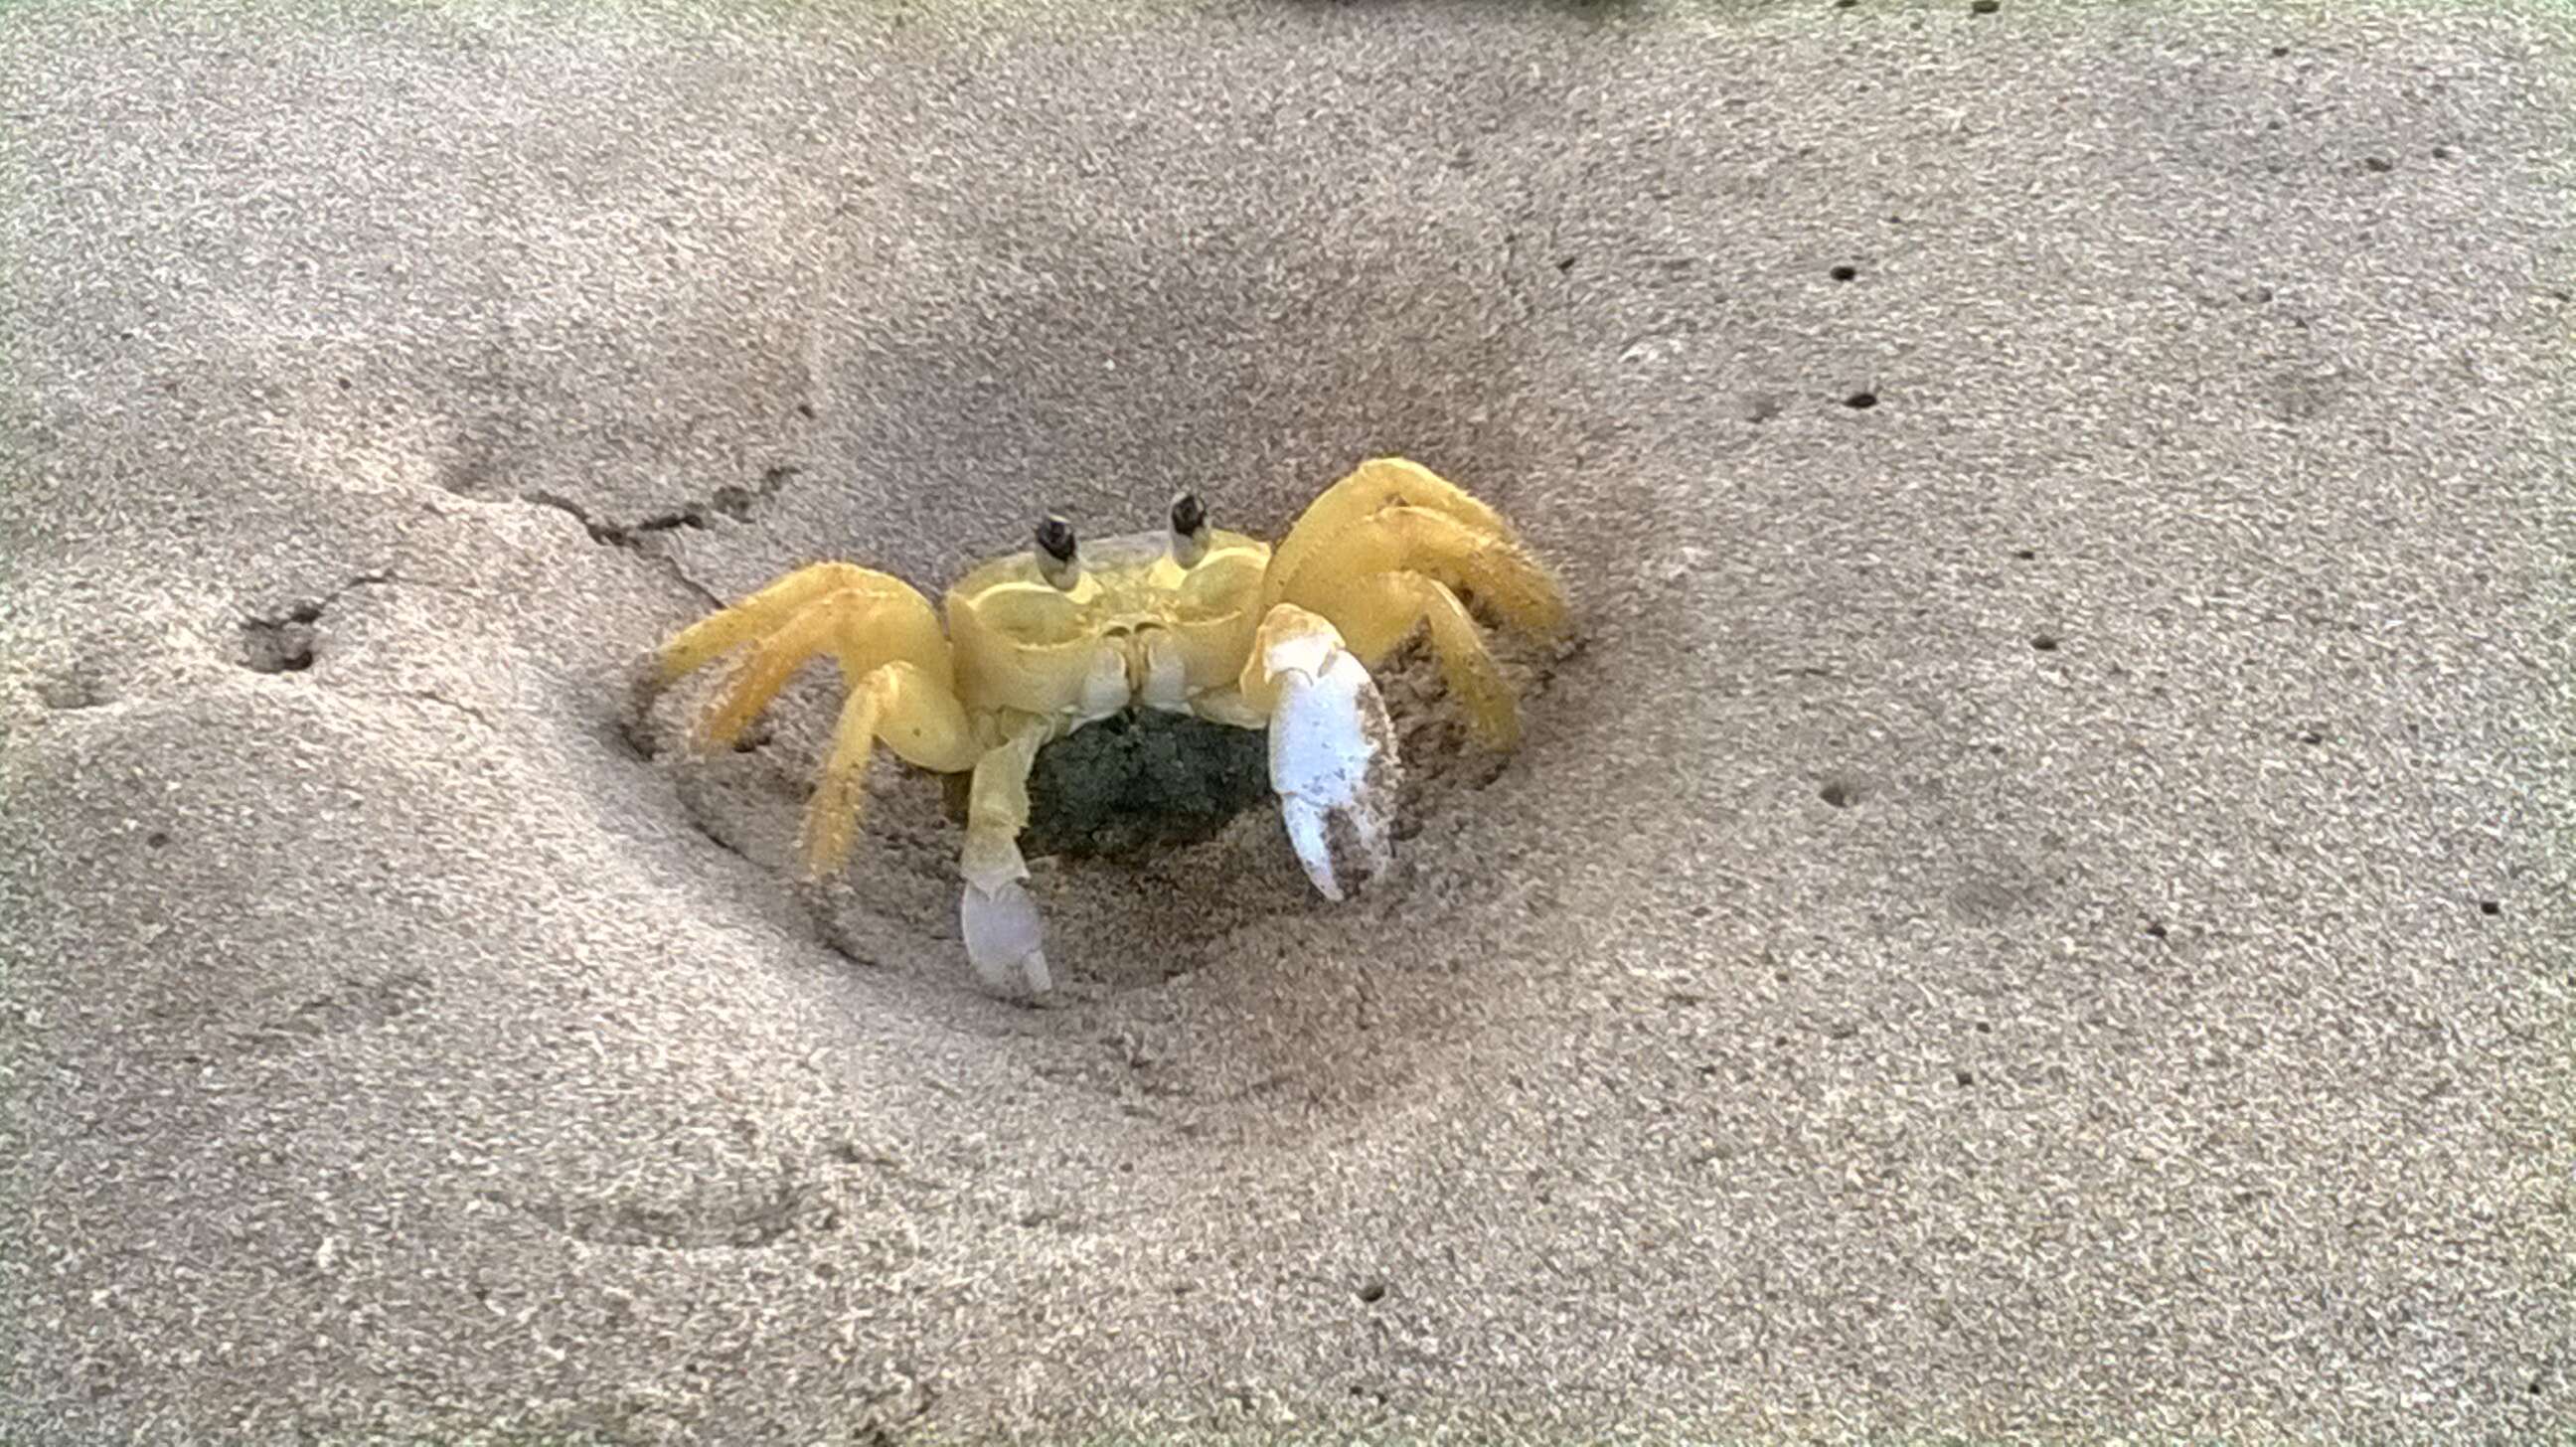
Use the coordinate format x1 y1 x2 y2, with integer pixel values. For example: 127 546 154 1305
1170 490 1211 568
1035 514 1080 590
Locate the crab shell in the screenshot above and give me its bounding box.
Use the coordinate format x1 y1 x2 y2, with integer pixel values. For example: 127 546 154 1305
944 527 1275 727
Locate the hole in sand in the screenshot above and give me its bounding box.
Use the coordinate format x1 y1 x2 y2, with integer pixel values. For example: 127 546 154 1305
1844 391 1878 410
36 668 111 711
977 713 1275 863
145 830 172 848
637 632 1559 998
1829 264 1857 281
1358 1280 1388 1304
1819 778 1857 808
2479 898 2500 916
241 613 319 674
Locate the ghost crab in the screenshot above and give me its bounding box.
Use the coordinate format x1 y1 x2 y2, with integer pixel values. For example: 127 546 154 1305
638 457 1568 997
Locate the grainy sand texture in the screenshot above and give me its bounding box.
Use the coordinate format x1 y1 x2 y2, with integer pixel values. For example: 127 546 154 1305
4 1 2573 1442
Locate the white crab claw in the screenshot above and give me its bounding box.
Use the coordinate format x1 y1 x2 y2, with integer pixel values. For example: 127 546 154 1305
961 878 1051 998
1264 621 1400 901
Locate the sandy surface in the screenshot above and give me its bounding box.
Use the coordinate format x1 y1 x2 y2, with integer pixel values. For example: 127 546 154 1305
5 1 2573 1441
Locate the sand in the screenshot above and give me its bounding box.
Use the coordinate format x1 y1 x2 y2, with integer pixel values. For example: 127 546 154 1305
4 1 2572 1441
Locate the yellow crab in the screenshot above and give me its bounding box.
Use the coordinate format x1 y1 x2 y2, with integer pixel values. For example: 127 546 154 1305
637 456 1569 996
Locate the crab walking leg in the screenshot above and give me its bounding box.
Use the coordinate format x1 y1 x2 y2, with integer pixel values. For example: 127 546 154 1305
651 562 938 689
1380 573 1524 749
956 718 1056 997
1261 457 1518 604
1267 505 1569 652
798 661 984 878
1239 604 1401 901
665 581 953 752
691 604 842 750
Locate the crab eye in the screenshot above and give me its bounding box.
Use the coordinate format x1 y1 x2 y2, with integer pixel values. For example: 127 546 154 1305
1170 490 1210 568
1034 514 1080 589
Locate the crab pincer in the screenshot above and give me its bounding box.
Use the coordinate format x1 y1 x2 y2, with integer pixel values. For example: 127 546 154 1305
959 869 1051 998
1244 605 1401 900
